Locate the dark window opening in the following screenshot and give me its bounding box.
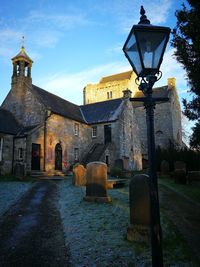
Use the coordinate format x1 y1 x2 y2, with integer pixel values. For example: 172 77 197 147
104 124 112 144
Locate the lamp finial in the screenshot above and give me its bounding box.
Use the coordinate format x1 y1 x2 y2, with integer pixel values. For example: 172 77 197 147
139 6 150 24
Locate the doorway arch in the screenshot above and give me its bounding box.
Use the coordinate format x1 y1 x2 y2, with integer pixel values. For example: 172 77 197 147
55 143 62 170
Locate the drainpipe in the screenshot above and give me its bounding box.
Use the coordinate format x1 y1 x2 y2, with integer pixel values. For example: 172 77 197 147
43 110 52 172
12 136 15 174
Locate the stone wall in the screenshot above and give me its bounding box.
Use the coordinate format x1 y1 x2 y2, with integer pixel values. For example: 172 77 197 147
117 99 142 170
84 72 137 104
2 81 46 127
134 101 174 157
26 125 45 173
134 85 182 157
169 85 182 146
32 114 90 174
0 134 13 175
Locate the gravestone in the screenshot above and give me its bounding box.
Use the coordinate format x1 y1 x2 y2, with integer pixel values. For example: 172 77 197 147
174 169 187 184
72 164 86 186
127 174 150 242
174 161 186 171
114 159 124 170
160 160 170 175
14 162 25 179
174 161 187 184
84 162 111 203
188 171 200 184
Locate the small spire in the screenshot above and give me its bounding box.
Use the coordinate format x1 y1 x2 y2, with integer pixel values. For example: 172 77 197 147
21 36 25 52
138 6 150 24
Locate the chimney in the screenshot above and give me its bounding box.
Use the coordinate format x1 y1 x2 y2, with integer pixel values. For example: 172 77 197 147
123 89 132 98
167 78 176 89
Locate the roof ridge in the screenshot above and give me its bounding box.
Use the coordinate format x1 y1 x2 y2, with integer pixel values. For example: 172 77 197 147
80 98 123 107
32 84 80 107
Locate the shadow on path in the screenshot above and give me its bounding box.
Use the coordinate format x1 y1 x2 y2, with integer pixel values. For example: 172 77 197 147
0 180 71 267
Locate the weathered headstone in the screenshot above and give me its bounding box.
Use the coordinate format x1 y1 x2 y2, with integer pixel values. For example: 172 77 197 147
84 162 111 203
174 169 187 184
160 160 170 175
188 171 200 184
14 162 25 179
174 161 186 171
127 174 150 242
72 164 86 186
114 159 124 170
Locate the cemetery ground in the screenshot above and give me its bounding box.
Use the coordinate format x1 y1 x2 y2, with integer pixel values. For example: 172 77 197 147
0 175 199 267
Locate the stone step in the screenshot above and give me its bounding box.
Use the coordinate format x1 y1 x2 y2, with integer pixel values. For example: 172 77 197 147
31 170 65 178
30 171 46 177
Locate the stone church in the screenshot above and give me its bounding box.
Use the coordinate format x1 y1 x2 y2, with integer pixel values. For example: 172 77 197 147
0 46 182 176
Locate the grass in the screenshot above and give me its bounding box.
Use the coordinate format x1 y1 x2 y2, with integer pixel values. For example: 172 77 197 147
158 177 200 203
0 174 35 182
161 210 199 266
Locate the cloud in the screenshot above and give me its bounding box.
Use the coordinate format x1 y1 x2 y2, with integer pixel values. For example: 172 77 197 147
157 48 188 95
27 11 90 30
36 62 130 105
117 0 172 33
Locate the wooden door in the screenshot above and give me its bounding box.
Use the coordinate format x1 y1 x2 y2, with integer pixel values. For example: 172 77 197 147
31 143 41 170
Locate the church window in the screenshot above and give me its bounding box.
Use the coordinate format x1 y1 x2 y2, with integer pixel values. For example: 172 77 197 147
107 92 109 99
18 148 23 160
74 148 79 161
0 137 3 162
92 126 97 138
74 123 79 136
110 91 112 99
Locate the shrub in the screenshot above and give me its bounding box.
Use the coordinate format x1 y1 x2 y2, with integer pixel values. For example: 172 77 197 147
156 144 200 172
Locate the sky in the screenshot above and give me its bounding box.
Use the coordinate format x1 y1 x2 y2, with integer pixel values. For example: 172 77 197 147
0 0 189 108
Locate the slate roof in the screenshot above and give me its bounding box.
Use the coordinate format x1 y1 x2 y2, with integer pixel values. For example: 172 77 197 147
0 109 20 135
80 98 123 124
133 86 170 107
18 125 39 136
100 71 133 83
32 85 85 123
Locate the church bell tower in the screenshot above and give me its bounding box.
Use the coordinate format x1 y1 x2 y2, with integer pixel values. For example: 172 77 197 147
11 44 33 86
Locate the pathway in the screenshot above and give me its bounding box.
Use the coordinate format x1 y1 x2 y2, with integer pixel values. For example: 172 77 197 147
0 180 70 267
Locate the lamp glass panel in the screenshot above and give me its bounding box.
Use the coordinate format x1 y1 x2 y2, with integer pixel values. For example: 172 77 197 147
136 31 167 69
124 34 142 75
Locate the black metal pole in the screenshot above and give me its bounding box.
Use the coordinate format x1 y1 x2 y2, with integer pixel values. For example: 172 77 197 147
145 92 163 267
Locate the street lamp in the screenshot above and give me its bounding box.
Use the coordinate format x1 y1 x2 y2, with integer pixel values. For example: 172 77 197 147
123 6 170 267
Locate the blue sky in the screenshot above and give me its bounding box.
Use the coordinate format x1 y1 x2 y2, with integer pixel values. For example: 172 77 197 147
0 0 189 106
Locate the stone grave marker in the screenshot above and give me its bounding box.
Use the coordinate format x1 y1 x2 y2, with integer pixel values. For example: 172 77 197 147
72 164 86 186
84 162 111 203
114 159 124 170
174 161 187 184
14 162 25 179
174 161 186 171
160 160 170 175
174 169 187 184
127 174 150 242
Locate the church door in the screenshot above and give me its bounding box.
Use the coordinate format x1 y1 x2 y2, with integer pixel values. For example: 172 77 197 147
104 124 112 144
31 143 41 170
55 143 62 170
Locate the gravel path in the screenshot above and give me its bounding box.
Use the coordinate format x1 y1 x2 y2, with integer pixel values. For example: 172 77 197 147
0 180 70 267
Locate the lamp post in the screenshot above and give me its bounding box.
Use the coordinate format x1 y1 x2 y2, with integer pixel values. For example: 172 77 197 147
123 6 170 267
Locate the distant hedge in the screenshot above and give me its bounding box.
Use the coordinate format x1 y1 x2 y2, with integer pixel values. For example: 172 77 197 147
156 144 200 172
